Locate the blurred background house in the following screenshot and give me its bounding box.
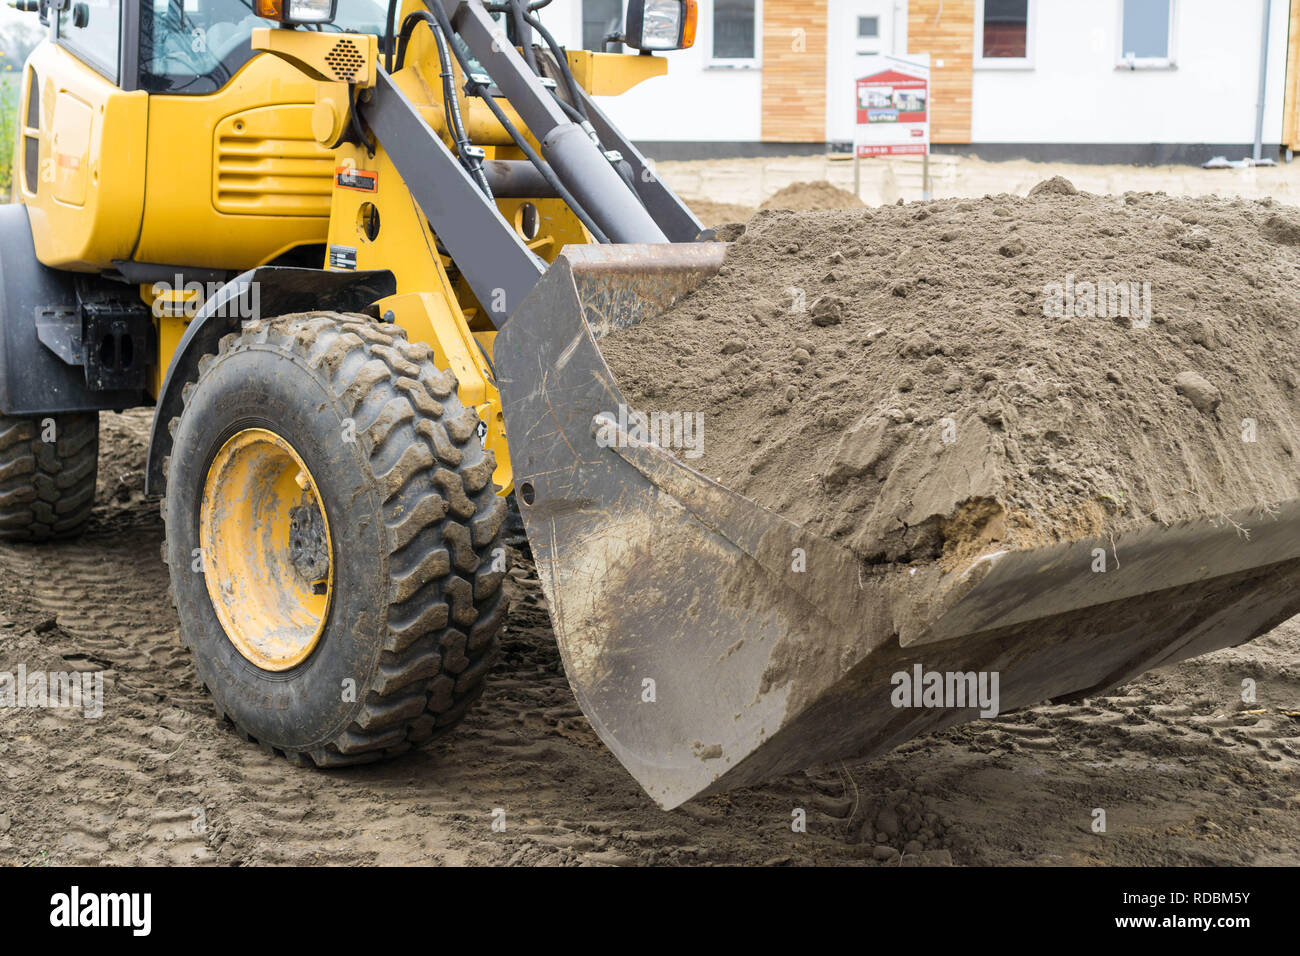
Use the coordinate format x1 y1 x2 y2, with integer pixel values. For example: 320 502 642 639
538 0 1300 164
1 0 1298 195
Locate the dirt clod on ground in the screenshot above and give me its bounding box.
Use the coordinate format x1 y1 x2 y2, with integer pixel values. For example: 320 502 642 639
759 180 867 212
602 180 1300 566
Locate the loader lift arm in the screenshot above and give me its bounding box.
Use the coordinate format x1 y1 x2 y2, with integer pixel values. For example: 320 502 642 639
144 0 705 491
352 0 703 328
360 66 545 329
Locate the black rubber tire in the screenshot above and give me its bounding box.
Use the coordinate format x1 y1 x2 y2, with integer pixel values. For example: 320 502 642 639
0 411 98 542
162 312 509 766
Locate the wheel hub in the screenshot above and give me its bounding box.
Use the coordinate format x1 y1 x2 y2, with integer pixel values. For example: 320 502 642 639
288 501 330 593
200 428 333 671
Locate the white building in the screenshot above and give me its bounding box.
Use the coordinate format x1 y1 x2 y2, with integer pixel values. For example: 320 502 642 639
534 0 1299 162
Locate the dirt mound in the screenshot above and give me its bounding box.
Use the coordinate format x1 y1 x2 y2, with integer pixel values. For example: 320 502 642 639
759 180 866 212
601 184 1300 566
1028 175 1079 197
687 198 757 227
1261 210 1300 246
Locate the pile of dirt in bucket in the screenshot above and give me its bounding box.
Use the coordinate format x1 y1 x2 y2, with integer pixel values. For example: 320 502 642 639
759 180 867 212
600 182 1300 565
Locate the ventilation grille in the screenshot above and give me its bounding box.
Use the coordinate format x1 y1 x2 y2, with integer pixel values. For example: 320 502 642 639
324 39 364 82
214 107 333 217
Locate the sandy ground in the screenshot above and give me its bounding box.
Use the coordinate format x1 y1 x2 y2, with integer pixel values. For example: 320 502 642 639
1 409 1298 866
656 153 1300 214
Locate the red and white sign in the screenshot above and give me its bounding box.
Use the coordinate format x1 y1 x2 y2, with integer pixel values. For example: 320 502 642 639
854 54 930 158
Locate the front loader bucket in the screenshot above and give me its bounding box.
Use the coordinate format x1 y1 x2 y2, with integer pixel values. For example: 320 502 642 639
495 244 1300 809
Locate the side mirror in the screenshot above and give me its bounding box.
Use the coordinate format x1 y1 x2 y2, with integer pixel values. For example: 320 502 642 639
17 0 63 27
623 0 696 52
36 0 71 26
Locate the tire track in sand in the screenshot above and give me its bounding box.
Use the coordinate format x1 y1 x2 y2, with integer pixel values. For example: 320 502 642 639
1 409 1297 866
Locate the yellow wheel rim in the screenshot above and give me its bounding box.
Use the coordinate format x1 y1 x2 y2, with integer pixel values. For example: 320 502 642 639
200 428 334 671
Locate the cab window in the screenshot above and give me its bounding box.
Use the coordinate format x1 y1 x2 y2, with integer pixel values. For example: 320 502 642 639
58 0 123 83
139 0 386 95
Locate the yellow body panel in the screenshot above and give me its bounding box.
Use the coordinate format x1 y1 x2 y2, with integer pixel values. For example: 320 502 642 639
135 55 334 270
564 50 667 96
210 104 335 217
49 94 91 206
250 27 378 87
21 44 147 271
20 20 670 495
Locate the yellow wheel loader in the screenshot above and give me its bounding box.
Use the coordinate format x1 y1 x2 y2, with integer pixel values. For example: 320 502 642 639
4 0 1299 810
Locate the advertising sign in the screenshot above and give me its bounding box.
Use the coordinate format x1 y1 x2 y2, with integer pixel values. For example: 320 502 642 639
854 53 930 157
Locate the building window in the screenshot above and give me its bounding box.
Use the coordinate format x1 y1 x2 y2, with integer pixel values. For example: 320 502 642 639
713 0 757 64
858 16 879 39
975 0 1034 69
583 0 623 52
1119 0 1175 69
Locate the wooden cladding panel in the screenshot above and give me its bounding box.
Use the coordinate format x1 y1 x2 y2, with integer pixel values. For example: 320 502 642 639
908 0 974 144
761 0 828 142
1284 0 1300 149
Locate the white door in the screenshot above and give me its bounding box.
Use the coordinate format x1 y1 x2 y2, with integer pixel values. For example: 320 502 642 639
826 0 896 143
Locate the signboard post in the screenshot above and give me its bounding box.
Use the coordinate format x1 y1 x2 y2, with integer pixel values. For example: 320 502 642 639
852 53 932 200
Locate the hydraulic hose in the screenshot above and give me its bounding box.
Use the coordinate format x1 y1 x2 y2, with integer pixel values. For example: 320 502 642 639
383 0 398 72
420 0 612 243
521 6 589 122
396 10 493 199
508 0 541 76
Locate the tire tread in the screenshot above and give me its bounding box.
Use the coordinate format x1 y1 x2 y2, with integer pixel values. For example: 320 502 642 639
0 412 98 542
162 312 508 766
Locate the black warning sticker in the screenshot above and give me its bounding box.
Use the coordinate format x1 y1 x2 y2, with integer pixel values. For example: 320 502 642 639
335 167 378 191
328 244 357 270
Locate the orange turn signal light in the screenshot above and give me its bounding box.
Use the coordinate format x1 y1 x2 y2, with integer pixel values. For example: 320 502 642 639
254 0 284 19
682 0 698 49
